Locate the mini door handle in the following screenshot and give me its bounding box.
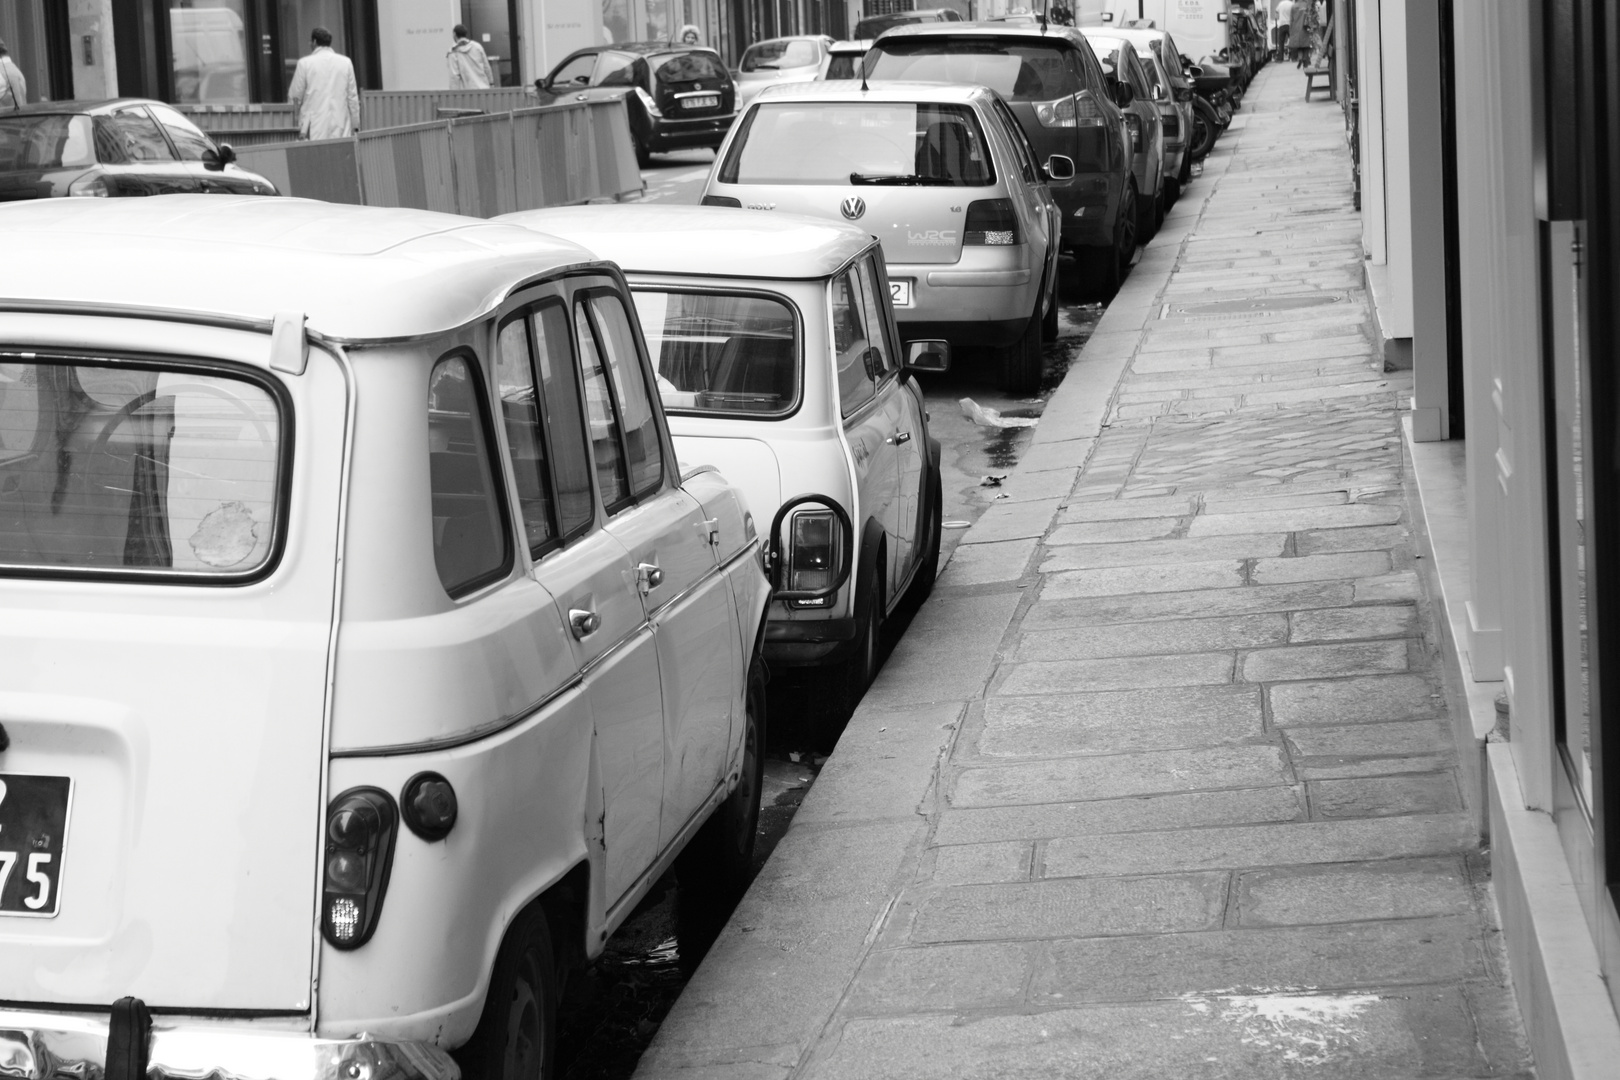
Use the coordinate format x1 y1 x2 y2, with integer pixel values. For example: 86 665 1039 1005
888 431 912 445
637 562 664 591
568 608 601 639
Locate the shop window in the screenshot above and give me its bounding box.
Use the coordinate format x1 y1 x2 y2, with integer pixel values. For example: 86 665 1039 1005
169 1 250 104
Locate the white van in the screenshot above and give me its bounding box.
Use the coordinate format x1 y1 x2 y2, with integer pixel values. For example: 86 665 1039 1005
1092 0 1235 66
0 196 769 1080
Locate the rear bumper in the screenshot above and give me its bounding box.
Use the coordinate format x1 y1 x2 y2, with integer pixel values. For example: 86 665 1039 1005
0 1009 459 1080
887 247 1041 334
764 613 857 667
649 114 735 150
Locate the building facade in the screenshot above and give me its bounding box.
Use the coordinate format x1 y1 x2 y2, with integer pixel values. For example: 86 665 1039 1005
1355 0 1620 1074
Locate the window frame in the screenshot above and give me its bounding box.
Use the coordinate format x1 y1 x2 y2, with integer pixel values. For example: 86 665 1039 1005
627 283 807 422
426 347 516 601
0 346 295 586
571 285 668 514
495 307 564 561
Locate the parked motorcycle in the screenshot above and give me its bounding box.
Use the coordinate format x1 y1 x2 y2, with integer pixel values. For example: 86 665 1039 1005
1183 58 1234 162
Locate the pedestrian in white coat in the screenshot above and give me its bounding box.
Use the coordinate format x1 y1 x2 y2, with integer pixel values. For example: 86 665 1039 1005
447 25 495 89
287 27 360 140
0 40 27 111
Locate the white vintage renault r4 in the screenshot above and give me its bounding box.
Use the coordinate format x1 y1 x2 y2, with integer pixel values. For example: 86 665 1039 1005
0 197 769 1080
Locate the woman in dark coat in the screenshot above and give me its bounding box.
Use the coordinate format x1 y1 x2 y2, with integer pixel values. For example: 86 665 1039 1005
1288 1 1311 66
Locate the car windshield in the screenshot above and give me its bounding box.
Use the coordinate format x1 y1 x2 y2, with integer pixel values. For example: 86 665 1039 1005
0 360 283 578
0 114 95 171
865 38 1083 102
654 52 723 83
630 290 799 416
721 101 994 186
742 40 820 71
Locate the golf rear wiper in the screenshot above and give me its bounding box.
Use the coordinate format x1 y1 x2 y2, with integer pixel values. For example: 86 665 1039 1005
849 172 954 186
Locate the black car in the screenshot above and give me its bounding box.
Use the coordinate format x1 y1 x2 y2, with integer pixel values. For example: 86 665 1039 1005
0 99 277 202
853 8 963 40
536 43 735 167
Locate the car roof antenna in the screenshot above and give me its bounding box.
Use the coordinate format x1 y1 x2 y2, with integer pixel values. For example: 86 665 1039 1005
860 53 869 92
1039 0 1049 33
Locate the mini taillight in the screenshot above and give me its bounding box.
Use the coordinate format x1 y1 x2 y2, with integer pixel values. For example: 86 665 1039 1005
964 199 1019 245
789 509 837 593
634 85 663 117
702 195 742 207
321 787 398 950
67 171 109 197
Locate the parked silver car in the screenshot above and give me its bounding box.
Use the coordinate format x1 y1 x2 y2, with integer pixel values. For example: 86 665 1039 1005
733 35 834 111
702 81 1067 392
1080 27 1167 241
1105 24 1198 203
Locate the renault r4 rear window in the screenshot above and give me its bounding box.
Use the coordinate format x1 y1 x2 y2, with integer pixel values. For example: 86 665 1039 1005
0 357 285 580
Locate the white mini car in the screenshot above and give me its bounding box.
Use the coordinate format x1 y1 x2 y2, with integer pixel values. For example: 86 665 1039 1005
501 205 947 731
0 197 769 1080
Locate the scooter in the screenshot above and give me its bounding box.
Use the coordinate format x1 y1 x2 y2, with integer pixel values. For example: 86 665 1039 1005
1183 59 1233 162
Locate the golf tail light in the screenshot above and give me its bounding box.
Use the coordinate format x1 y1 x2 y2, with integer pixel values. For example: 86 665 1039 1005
1034 94 1077 128
789 509 837 593
321 787 398 950
964 199 1019 246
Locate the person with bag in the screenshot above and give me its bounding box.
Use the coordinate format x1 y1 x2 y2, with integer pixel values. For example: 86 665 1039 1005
0 40 27 110
287 27 360 140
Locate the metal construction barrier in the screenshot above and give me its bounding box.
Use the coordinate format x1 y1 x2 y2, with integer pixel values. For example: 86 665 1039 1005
231 95 642 216
361 88 536 130
175 103 299 147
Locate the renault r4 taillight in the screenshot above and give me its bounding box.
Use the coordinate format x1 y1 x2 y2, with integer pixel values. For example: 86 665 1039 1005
321 787 398 950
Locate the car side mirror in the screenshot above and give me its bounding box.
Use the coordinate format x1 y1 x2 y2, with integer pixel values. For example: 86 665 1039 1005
204 142 237 171
903 339 950 374
1111 80 1134 108
1043 154 1076 182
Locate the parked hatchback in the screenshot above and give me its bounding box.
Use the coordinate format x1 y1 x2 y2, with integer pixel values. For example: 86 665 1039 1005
864 23 1138 296
734 35 833 110
1107 24 1196 202
536 43 735 166
0 196 768 1080
702 81 1065 391
503 205 947 732
1079 28 1166 240
0 99 276 200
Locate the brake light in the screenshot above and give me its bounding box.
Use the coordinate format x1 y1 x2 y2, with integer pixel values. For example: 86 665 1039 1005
1034 95 1076 128
635 86 663 118
321 787 398 950
68 172 109 197
964 199 1019 245
788 509 838 598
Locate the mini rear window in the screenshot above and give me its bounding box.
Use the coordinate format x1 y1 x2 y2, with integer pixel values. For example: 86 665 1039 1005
0 115 94 171
631 290 800 417
742 40 821 71
0 358 284 579
865 38 1084 102
721 101 994 186
654 52 723 83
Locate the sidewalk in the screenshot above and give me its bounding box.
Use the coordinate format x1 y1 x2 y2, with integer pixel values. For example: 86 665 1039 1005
636 64 1533 1079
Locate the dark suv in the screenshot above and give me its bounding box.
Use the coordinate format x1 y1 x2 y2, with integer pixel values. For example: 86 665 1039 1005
865 23 1138 296
536 43 735 166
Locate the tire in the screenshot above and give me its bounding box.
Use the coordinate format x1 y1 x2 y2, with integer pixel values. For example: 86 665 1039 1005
456 908 559 1080
1164 175 1180 207
1075 179 1137 301
811 561 883 748
634 135 651 170
1190 99 1219 160
905 469 942 612
1136 178 1160 243
998 303 1044 394
1041 269 1060 340
1178 150 1193 190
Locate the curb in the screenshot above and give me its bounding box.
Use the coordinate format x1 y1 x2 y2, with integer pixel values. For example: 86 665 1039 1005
631 132 1244 1080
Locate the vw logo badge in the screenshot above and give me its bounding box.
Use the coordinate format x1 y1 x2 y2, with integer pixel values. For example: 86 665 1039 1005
840 196 866 220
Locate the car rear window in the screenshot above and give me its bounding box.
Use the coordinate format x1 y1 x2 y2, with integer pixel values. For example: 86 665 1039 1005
742 40 820 71
654 52 723 84
825 54 860 80
631 290 799 417
865 38 1083 101
0 115 94 171
0 358 284 579
720 101 995 186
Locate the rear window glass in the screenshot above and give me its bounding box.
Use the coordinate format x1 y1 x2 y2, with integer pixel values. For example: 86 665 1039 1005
721 101 994 186
742 40 820 71
0 359 282 578
631 290 799 417
427 355 511 598
0 115 94 171
825 54 860 80
654 52 723 83
866 39 1083 101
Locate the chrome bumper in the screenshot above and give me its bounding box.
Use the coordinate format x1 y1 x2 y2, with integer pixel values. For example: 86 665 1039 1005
0 1010 459 1080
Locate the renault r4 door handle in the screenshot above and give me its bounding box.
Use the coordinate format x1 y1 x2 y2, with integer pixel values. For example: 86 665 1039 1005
887 431 912 445
636 563 664 592
568 608 602 639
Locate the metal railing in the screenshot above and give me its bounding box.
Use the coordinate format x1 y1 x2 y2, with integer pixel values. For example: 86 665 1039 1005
230 95 643 216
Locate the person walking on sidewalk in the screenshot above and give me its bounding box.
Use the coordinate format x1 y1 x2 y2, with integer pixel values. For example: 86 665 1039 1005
1272 0 1294 62
447 25 495 89
1288 0 1311 67
0 40 26 111
287 27 360 141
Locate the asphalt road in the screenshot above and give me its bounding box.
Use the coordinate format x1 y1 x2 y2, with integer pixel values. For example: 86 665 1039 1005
554 159 1103 1079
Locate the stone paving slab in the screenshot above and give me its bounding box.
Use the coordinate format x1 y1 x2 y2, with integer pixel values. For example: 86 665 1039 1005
974 684 1264 758
950 744 1290 808
930 786 1305 846
1014 613 1288 660
1234 857 1474 926
903 872 1229 943
1040 532 1288 570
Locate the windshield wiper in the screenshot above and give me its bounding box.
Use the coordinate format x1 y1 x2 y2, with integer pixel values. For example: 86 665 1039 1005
849 172 954 186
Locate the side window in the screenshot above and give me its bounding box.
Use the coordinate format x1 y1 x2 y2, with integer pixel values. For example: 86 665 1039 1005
590 293 663 499
532 303 596 537
147 103 216 162
102 109 177 162
854 257 896 377
496 315 556 555
993 98 1038 184
427 354 512 598
550 53 596 86
832 269 876 416
574 302 631 508
596 52 638 86
1126 54 1152 99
